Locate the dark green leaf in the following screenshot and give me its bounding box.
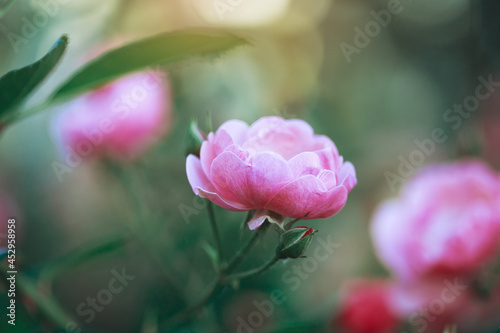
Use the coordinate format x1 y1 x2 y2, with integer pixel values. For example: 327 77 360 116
0 34 68 119
51 30 249 102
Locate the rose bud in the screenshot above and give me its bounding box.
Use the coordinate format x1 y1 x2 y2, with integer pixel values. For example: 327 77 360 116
186 117 357 229
53 42 171 161
333 279 400 333
277 226 315 259
371 160 500 282
185 119 206 157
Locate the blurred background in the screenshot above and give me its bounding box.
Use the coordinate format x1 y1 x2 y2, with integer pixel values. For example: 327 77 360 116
0 0 499 332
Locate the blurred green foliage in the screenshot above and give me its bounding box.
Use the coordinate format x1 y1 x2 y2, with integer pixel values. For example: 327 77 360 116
0 0 499 332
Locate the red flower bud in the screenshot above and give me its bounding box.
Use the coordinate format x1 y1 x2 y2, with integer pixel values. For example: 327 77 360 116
276 226 315 259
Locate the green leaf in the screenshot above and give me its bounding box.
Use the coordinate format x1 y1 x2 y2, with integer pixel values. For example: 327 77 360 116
0 34 69 120
16 274 72 328
51 30 249 103
0 0 17 19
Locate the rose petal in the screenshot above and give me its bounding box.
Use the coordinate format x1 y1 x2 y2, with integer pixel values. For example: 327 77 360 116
196 187 248 211
218 119 249 145
247 116 290 138
315 148 342 172
186 154 247 211
264 175 328 218
284 118 315 138
318 170 337 189
186 154 213 192
200 130 234 180
338 161 357 192
265 175 349 219
371 201 414 281
243 117 323 160
211 151 293 207
248 212 268 230
247 209 285 230
223 144 250 161
311 134 338 152
308 185 348 219
288 152 322 178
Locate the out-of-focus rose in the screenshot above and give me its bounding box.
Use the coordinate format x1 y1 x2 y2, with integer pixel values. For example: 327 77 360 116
391 279 500 333
186 116 357 229
54 69 170 160
371 161 500 282
333 279 400 333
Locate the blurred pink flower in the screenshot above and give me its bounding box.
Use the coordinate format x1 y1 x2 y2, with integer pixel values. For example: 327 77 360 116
333 279 400 333
391 278 500 333
371 161 500 282
186 116 356 229
54 70 170 160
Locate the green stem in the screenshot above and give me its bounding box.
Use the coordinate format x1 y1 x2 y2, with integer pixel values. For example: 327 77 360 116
106 161 187 306
225 255 280 282
161 274 224 328
207 202 224 266
161 220 277 330
239 210 253 239
284 213 309 230
141 243 188 308
109 161 147 230
227 223 268 272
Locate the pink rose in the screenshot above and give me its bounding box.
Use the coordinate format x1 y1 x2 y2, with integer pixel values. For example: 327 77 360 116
333 279 400 333
54 70 170 160
371 161 500 282
186 117 356 229
54 39 171 161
